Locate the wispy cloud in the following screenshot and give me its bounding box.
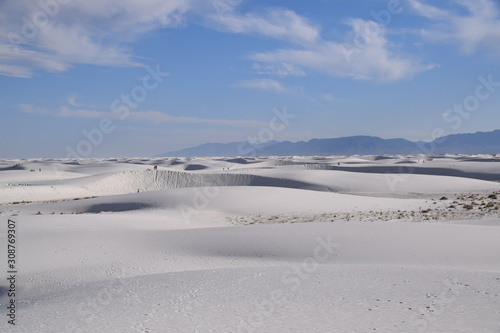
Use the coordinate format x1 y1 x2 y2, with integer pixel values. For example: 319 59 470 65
206 7 320 45
0 44 71 78
235 78 286 92
252 63 306 77
1 0 434 82
408 0 500 54
0 0 194 77
19 104 108 118
248 18 432 82
207 6 430 82
67 94 79 107
18 104 268 128
407 0 449 19
322 94 336 102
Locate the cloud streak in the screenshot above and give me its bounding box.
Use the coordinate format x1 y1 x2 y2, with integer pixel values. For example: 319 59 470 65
206 7 320 46
246 18 432 82
18 104 268 128
8 0 497 83
235 79 286 92
207 5 431 82
1 0 194 77
408 0 500 54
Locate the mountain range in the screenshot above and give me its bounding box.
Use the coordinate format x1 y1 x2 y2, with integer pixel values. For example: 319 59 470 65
157 129 500 157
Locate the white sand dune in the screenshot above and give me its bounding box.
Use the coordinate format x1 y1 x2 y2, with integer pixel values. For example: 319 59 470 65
2 155 498 205
236 169 500 194
3 218 500 333
7 186 430 217
0 155 499 332
0 169 328 204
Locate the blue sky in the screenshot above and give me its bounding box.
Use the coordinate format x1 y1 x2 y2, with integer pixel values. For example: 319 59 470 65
1 0 500 158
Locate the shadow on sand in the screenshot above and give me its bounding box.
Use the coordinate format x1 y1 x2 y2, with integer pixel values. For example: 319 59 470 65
84 202 156 213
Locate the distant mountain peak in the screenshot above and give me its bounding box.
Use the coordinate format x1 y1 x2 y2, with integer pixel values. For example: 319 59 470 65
156 129 500 157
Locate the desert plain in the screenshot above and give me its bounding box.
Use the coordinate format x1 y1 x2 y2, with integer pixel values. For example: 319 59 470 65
1 154 500 332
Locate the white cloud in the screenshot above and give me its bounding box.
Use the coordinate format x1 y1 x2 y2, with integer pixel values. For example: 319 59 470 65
0 64 37 79
0 0 432 82
207 7 320 45
18 104 267 128
322 94 336 102
235 79 286 92
407 0 449 19
67 94 79 107
249 19 432 82
252 62 306 77
208 7 430 82
19 104 109 118
0 0 194 77
408 0 500 54
0 44 70 78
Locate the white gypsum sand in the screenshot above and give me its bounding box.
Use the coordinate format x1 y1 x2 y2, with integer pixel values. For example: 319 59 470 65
0 155 499 332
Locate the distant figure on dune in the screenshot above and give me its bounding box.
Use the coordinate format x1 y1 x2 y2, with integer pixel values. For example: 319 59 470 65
153 165 158 182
